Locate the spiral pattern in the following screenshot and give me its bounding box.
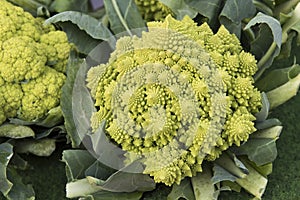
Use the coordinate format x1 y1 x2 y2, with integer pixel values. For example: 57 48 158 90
85 15 260 186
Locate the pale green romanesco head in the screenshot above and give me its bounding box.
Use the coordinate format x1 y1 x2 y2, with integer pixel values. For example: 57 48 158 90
135 0 174 21
87 15 262 186
0 0 71 124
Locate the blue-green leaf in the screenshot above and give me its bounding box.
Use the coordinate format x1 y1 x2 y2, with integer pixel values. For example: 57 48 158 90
167 178 195 200
104 0 145 35
244 12 282 79
160 0 198 20
0 143 13 197
219 0 256 38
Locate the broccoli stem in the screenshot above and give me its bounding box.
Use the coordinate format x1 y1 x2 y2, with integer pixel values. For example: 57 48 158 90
252 0 274 16
274 0 300 17
254 42 277 81
66 178 101 198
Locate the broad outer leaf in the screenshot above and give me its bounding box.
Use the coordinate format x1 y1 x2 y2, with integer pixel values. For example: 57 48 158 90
45 11 113 41
61 52 83 147
72 61 97 144
160 0 198 20
103 0 145 35
185 0 222 27
267 73 300 109
9 106 63 128
82 190 143 200
254 93 270 122
50 0 89 12
92 162 156 193
219 0 256 38
0 143 13 197
256 63 300 92
232 138 279 166
167 178 195 200
5 168 35 200
191 164 216 200
15 138 56 157
85 160 116 180
0 124 34 139
244 12 282 78
212 164 237 184
62 150 96 182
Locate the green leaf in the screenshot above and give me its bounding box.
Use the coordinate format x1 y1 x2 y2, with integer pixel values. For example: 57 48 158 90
244 12 282 79
93 165 156 192
62 150 96 181
219 0 256 38
267 72 300 109
50 0 90 12
254 93 270 122
15 138 56 157
192 164 216 200
61 52 84 147
214 153 248 179
45 11 113 41
185 0 222 27
85 160 116 181
9 106 63 128
255 63 300 92
282 3 300 44
254 118 281 130
160 0 198 20
232 137 280 166
82 190 143 200
34 125 66 140
0 124 34 139
167 178 195 200
0 143 13 197
235 158 268 199
5 168 35 200
59 22 103 55
88 121 126 171
103 0 145 35
72 60 97 145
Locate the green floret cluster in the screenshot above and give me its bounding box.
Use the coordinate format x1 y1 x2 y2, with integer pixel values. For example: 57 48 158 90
135 0 174 21
87 15 262 186
0 0 71 124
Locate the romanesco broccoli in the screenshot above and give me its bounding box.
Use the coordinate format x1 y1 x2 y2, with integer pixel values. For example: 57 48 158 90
0 0 71 124
87 15 262 186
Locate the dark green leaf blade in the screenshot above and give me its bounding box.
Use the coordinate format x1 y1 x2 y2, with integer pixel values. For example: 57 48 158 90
219 0 256 38
5 168 35 200
244 12 282 79
61 52 84 147
0 143 13 197
62 150 96 181
167 178 195 200
0 124 34 139
185 0 222 26
83 190 143 200
160 0 198 20
45 11 113 41
103 0 145 35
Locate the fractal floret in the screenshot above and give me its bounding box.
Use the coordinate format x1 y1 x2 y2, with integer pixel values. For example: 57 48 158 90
87 15 262 186
135 0 173 21
0 0 71 124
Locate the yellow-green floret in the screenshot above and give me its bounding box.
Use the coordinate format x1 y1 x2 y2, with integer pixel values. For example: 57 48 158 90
0 0 71 124
87 15 262 186
135 0 174 21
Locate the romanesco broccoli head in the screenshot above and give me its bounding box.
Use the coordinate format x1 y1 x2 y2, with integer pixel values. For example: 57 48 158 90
0 0 71 124
87 15 262 186
135 0 174 21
